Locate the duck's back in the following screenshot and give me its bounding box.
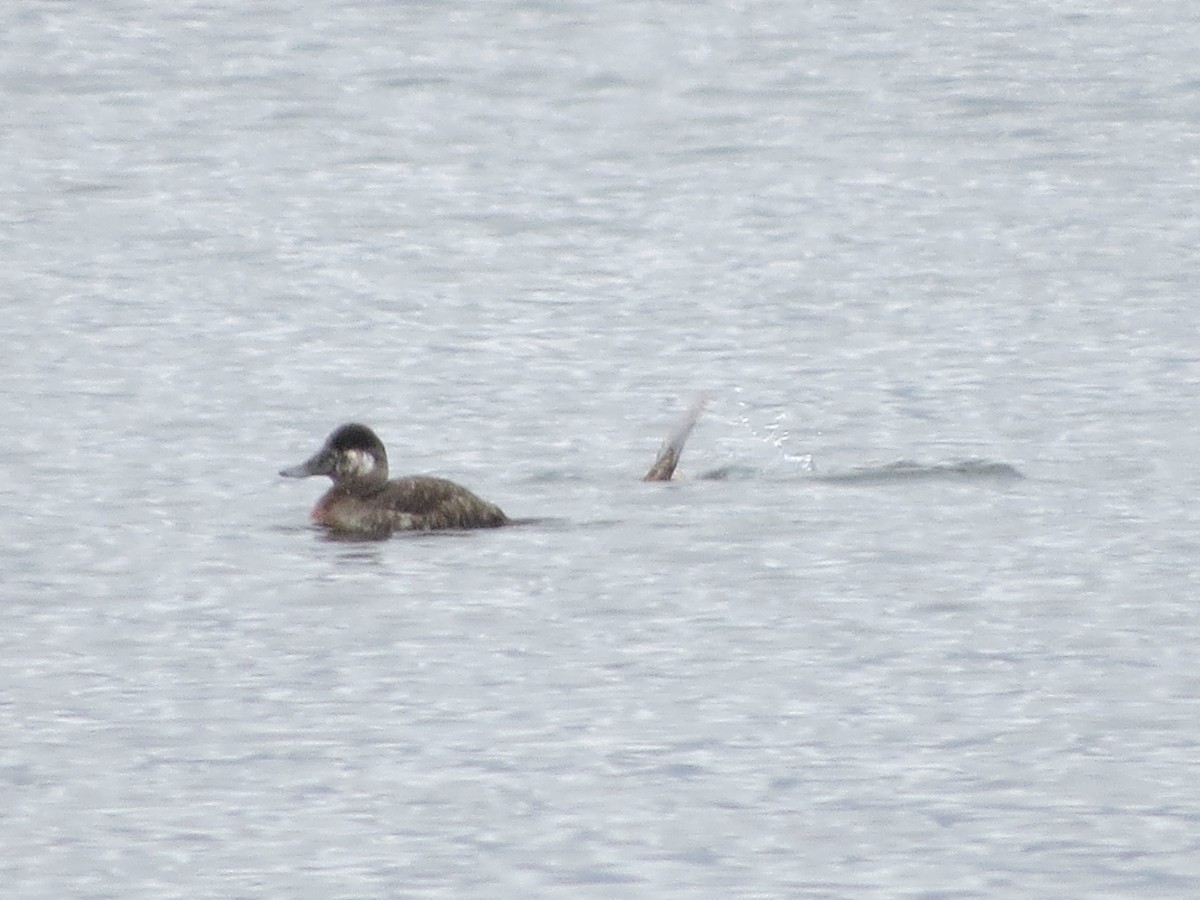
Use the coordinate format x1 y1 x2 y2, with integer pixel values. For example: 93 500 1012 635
313 475 508 534
382 476 509 530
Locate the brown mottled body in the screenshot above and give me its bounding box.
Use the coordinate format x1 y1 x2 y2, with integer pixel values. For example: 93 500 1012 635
311 477 508 535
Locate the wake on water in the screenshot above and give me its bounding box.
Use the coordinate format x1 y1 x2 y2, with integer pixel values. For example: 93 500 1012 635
665 394 1023 484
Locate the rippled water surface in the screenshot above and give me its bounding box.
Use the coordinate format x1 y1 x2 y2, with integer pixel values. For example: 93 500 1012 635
4 2 1200 897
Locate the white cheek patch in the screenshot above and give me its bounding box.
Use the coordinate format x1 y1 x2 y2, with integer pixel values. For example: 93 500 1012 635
344 449 376 477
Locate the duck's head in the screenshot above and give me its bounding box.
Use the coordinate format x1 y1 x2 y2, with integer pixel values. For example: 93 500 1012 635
280 423 389 485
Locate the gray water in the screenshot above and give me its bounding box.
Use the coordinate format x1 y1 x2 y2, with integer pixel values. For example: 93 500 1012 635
3 2 1200 897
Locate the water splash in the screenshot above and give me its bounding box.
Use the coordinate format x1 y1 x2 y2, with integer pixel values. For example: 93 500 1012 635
728 388 815 473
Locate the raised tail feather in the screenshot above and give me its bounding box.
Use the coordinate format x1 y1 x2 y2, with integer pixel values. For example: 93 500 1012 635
643 395 710 482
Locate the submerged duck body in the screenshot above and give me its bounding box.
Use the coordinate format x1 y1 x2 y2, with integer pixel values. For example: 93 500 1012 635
280 423 508 536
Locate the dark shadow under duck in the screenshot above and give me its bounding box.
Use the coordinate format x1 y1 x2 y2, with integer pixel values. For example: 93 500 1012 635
280 423 508 537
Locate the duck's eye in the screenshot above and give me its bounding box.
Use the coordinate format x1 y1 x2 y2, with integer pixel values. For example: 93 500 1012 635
342 449 376 476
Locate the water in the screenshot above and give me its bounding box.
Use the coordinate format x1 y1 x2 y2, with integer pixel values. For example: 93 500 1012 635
3 1 1200 896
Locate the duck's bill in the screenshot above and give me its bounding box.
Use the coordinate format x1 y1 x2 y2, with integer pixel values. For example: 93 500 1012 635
279 451 330 478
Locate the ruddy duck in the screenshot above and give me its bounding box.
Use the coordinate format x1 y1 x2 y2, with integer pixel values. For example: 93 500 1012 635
280 423 508 536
